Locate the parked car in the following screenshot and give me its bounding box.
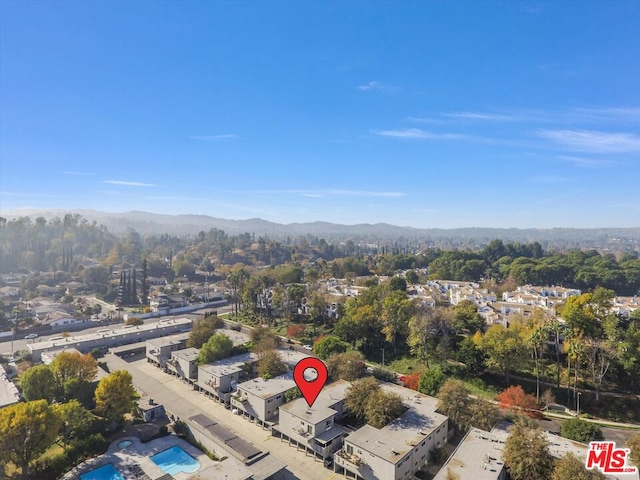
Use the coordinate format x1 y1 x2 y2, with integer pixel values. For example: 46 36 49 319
303 344 313 351
24 333 38 339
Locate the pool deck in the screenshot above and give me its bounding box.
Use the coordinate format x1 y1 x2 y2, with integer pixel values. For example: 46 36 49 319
63 435 216 480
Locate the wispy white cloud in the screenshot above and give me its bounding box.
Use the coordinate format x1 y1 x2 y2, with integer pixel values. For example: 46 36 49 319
443 111 518 121
538 129 640 153
356 81 399 93
62 171 94 176
372 128 466 140
530 175 570 184
229 188 405 198
406 116 446 125
566 107 640 123
190 134 238 141
0 191 62 198
103 180 157 187
556 155 615 168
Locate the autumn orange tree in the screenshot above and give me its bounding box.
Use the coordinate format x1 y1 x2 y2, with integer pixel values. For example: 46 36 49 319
287 324 306 338
403 373 420 390
497 385 541 418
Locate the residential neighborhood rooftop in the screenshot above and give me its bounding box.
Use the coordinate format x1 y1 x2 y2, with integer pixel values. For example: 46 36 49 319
0 364 21 408
199 352 258 377
172 347 199 361
279 379 350 423
432 427 506 480
345 385 447 464
238 374 296 399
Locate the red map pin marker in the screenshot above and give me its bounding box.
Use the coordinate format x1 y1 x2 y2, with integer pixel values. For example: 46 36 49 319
293 357 328 407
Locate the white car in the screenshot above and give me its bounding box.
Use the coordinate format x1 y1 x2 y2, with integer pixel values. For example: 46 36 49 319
303 344 313 351
24 333 38 339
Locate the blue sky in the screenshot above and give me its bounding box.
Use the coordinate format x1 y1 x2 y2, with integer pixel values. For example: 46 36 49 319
1 0 638 229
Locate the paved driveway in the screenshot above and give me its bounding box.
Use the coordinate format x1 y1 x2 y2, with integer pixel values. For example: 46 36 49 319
104 354 337 480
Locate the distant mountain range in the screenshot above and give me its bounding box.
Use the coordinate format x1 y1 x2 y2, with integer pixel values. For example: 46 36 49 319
2 208 639 249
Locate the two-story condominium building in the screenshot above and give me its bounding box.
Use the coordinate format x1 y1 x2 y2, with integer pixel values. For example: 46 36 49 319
277 380 351 461
231 374 296 425
334 385 448 480
197 352 259 404
166 347 199 383
432 427 507 480
145 333 190 368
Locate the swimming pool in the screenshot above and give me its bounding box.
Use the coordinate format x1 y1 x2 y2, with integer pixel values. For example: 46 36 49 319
118 440 132 449
150 445 200 475
80 464 124 480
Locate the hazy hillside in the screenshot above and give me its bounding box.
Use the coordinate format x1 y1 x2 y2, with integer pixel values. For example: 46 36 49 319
2 208 639 250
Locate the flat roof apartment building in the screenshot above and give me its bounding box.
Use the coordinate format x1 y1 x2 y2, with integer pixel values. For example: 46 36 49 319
277 380 351 460
334 384 448 480
231 374 296 425
197 352 258 403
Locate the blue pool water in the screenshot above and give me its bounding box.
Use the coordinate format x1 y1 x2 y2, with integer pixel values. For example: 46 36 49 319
80 464 124 480
151 445 200 475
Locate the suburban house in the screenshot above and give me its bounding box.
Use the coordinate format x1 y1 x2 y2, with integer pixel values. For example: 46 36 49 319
334 384 448 480
166 347 199 383
40 311 84 328
197 352 258 404
277 380 351 460
231 375 296 425
149 293 188 312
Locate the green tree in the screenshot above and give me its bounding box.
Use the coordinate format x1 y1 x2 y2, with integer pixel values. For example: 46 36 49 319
257 349 287 379
20 364 57 402
188 315 224 348
417 366 446 396
408 306 452 367
313 335 349 360
560 418 603 443
345 377 380 420
503 422 554 480
473 323 528 382
0 400 62 480
627 433 640 468
552 453 606 480
251 325 282 352
452 300 486 334
51 351 98 386
364 389 406 428
285 387 302 402
94 370 136 428
456 336 486 375
388 276 407 292
436 379 471 430
325 350 366 381
406 270 420 285
197 332 234 364
53 399 96 447
381 290 414 352
468 399 500 431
